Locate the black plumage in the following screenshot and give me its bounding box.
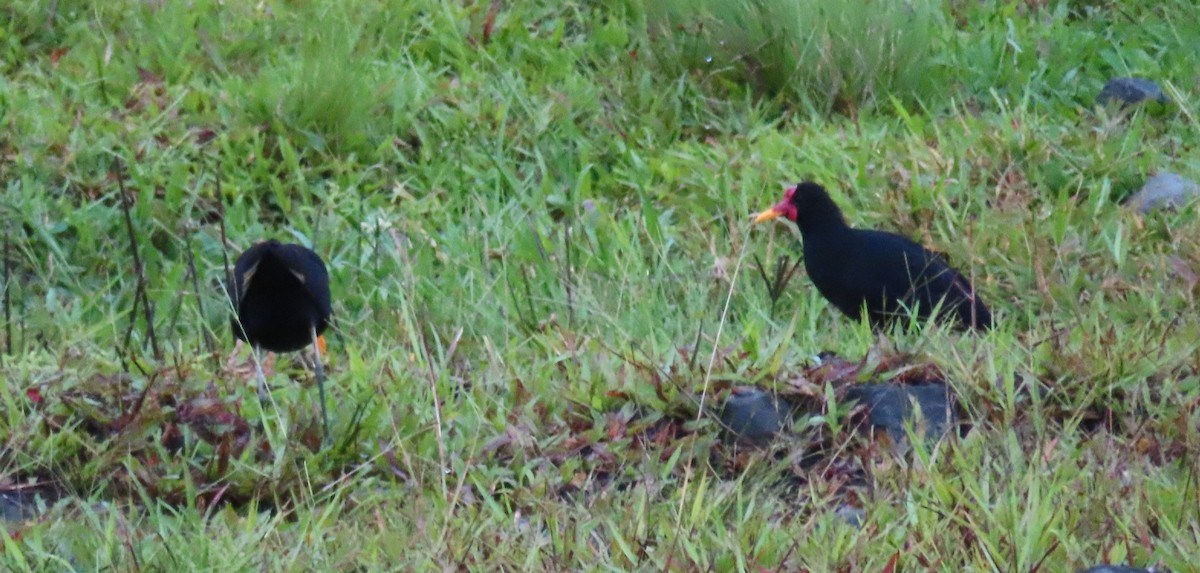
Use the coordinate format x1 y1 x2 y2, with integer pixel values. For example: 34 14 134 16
754 182 992 331
230 240 331 351
229 239 333 442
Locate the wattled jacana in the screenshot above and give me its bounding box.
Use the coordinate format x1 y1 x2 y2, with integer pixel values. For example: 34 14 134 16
754 182 992 331
229 239 333 441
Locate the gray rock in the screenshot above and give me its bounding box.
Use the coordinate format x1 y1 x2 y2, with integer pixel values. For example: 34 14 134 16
0 491 44 524
1127 172 1200 213
719 387 786 445
835 505 866 529
845 382 954 444
1098 77 1170 108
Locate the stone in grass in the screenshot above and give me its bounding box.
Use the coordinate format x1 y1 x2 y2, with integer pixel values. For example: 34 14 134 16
1 490 79 569
834 505 866 529
1127 172 1200 214
719 387 786 446
845 382 954 445
1097 77 1171 109
0 490 45 524
1078 566 1152 573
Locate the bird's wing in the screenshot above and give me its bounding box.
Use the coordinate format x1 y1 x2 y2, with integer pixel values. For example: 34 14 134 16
852 232 957 305
231 241 274 309
902 243 990 327
279 244 333 316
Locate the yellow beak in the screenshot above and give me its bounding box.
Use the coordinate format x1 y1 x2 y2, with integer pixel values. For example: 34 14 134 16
753 208 783 224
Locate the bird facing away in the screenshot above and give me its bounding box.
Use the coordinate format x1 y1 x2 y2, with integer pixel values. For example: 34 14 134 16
753 182 992 331
229 239 333 442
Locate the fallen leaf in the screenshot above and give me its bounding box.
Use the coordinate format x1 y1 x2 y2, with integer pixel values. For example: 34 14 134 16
49 47 69 65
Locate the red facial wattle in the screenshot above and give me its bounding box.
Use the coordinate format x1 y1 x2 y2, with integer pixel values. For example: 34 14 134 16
753 185 799 223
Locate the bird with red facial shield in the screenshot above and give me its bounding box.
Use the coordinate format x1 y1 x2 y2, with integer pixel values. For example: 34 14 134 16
753 181 991 331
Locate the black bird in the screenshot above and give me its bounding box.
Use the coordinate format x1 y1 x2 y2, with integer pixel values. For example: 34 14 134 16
753 182 992 331
229 239 333 441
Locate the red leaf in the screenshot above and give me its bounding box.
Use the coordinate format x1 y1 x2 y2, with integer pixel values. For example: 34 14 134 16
481 0 500 45
881 551 900 573
49 47 69 65
25 388 43 405
194 128 217 145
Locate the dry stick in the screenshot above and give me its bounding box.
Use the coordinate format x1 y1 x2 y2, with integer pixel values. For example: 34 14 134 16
118 284 149 376
215 168 233 298
696 228 749 420
116 161 162 360
389 229 448 502
667 224 750 566
161 276 188 345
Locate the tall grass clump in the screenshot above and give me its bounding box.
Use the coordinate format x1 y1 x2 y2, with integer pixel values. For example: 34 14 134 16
243 48 381 154
235 1 427 156
642 0 947 113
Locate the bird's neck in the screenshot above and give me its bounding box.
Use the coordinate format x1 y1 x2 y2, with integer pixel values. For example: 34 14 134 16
798 216 851 241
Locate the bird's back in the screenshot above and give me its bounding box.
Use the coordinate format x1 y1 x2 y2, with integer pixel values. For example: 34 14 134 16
230 241 332 352
803 228 990 330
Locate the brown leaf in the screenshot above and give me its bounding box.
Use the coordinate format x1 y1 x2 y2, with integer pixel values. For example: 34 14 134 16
784 373 823 397
1170 255 1198 291
49 47 69 65
481 429 514 456
605 412 628 440
194 128 217 145
481 0 500 45
136 67 162 85
806 354 862 385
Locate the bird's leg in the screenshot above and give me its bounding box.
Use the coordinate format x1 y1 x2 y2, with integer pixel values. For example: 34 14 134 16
312 325 329 447
253 345 270 403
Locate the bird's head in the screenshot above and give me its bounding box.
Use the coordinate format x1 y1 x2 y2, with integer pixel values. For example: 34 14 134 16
753 181 845 231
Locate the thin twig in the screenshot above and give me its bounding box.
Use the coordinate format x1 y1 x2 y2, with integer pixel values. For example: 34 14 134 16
753 253 802 319
115 159 161 360
696 232 749 420
216 165 233 304
118 275 140 373
389 228 448 502
667 226 751 563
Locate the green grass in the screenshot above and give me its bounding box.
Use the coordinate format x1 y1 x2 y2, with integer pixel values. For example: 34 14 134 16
644 0 946 111
2 0 1200 570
